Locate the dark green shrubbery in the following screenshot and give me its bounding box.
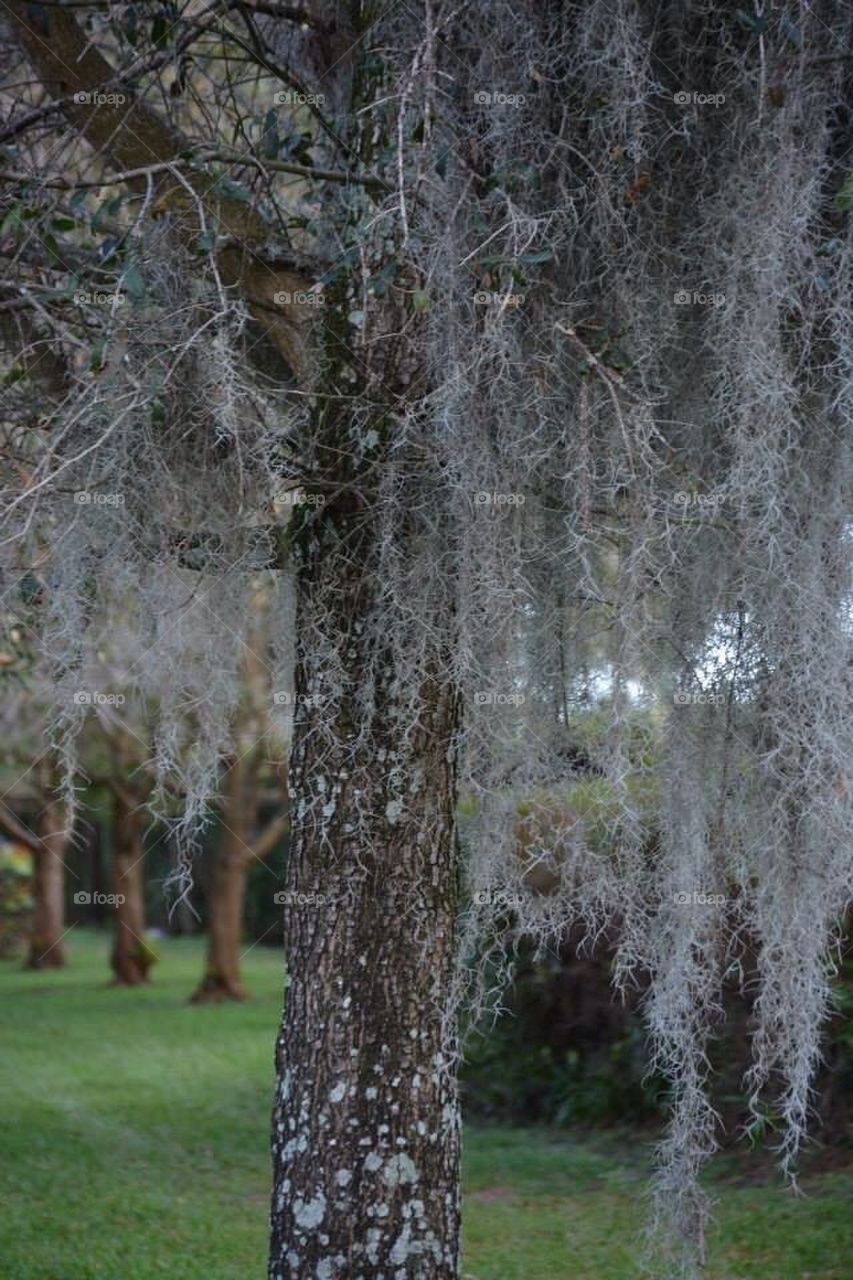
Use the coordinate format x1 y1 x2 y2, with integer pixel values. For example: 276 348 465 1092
462 937 666 1127
462 934 853 1148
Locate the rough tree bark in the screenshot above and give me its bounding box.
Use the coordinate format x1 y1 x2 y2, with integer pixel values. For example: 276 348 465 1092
269 579 461 1278
109 788 152 986
269 18 462 1269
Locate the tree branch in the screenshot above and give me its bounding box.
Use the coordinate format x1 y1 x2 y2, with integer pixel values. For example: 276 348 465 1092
0 803 43 853
252 809 290 861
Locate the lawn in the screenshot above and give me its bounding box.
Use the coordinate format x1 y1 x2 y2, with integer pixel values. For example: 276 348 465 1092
0 930 850 1279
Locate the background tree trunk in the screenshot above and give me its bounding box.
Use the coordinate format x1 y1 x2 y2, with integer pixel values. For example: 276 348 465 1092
25 795 68 969
192 759 252 1002
110 791 152 986
191 773 290 1002
191 603 289 1004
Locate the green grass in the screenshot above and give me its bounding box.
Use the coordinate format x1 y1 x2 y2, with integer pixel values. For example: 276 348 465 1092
0 930 850 1278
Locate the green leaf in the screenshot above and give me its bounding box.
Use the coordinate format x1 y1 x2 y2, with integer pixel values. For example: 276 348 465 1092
195 229 216 255
43 232 62 266
92 194 124 232
89 341 106 373
412 289 430 312
151 12 171 46
837 174 853 214
122 260 146 302
18 572 42 604
0 205 23 237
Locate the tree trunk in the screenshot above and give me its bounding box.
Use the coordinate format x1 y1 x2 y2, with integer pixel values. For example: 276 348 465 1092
193 843 250 1001
270 640 461 1278
192 761 251 1002
110 793 152 985
190 757 286 998
25 794 67 969
269 218 462 1278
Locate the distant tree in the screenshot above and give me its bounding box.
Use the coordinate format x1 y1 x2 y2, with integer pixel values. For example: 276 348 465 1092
24 760 70 970
191 749 288 1002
